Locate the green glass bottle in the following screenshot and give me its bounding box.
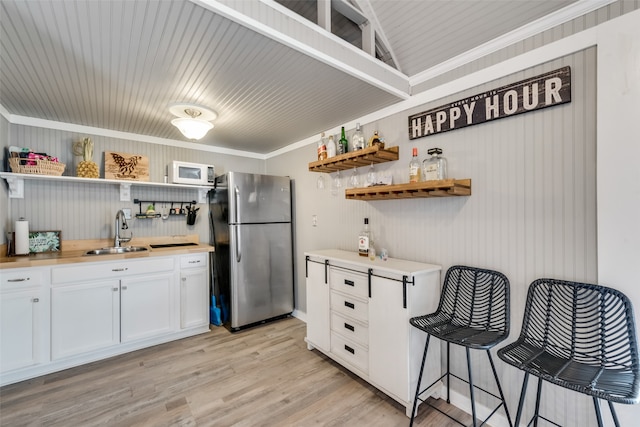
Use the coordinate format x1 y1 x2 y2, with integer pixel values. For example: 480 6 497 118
339 127 349 154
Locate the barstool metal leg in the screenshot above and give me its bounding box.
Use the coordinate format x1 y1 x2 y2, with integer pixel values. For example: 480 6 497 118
447 341 451 403
466 347 478 427
593 397 604 427
486 349 513 427
533 378 543 427
410 334 432 427
514 372 529 427
608 401 620 427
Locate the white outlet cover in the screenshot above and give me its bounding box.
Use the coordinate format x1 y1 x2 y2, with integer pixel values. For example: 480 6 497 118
122 208 132 220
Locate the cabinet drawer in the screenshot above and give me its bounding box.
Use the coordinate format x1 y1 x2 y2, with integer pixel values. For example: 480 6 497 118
331 332 368 373
331 312 368 347
180 253 207 269
330 268 368 299
52 257 175 284
330 291 368 322
1 268 46 290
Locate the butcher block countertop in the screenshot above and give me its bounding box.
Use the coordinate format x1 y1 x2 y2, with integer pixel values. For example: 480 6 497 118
0 235 213 270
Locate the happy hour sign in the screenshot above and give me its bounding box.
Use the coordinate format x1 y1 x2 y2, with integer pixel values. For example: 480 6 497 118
408 66 571 140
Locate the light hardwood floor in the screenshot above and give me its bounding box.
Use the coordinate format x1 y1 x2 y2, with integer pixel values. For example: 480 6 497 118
0 317 471 426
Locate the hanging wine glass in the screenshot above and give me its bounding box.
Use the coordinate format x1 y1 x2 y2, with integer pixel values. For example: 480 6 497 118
366 163 376 186
349 167 359 188
316 174 326 190
331 170 343 196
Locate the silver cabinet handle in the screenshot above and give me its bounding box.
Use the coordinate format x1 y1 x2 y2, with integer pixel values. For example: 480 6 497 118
122 286 127 290
112 268 128 272
113 288 119 291
8 277 29 282
32 298 39 303
188 260 200 264
182 277 187 281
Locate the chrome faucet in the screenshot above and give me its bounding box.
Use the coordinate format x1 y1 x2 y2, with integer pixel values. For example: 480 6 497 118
114 210 132 247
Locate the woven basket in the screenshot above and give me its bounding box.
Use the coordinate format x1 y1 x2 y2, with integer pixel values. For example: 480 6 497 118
9 157 66 176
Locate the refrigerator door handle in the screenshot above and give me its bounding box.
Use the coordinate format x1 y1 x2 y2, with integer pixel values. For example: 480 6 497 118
234 226 241 263
234 185 240 224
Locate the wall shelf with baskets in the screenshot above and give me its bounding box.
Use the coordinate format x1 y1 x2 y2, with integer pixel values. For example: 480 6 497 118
345 179 472 201
0 172 212 202
308 145 399 173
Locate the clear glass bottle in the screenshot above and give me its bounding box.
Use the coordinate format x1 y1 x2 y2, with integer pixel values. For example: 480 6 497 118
339 127 349 154
352 123 365 151
317 132 327 161
327 134 336 158
358 218 373 257
422 148 448 181
409 147 421 183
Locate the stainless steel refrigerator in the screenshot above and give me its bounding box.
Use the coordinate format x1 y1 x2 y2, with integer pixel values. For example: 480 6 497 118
209 172 294 331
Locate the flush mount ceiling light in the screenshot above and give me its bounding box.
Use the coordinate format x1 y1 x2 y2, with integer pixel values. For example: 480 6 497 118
169 103 217 140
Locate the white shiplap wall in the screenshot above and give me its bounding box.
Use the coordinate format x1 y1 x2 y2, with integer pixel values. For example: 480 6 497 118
268 48 597 427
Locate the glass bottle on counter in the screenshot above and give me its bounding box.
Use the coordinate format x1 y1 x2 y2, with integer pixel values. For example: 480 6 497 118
317 132 327 161
352 123 365 151
358 218 373 257
409 147 421 183
327 134 336 158
422 148 448 181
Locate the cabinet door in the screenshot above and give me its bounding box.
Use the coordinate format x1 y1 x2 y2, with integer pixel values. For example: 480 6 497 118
306 258 330 351
52 280 120 360
181 267 209 329
0 290 42 371
121 272 174 342
369 276 409 401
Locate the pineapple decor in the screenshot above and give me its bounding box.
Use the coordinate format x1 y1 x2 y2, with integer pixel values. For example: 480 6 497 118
73 137 99 178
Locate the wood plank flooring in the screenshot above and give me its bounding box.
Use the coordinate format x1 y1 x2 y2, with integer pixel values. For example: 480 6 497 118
0 317 471 426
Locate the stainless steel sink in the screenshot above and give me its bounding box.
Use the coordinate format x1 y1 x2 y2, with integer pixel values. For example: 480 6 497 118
84 246 148 255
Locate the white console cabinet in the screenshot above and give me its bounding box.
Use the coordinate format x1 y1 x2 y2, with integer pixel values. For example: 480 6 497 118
305 249 442 417
179 253 209 329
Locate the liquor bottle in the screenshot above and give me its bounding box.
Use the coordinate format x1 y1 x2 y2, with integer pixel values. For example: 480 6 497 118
352 123 365 151
358 218 373 257
339 127 349 154
327 134 336 158
317 132 327 161
422 147 448 181
336 133 344 155
409 147 421 183
368 130 382 147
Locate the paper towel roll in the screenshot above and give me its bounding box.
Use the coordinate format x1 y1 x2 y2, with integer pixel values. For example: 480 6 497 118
15 218 29 255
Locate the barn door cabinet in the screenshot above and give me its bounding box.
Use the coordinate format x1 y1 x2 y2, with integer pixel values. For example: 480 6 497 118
304 249 442 417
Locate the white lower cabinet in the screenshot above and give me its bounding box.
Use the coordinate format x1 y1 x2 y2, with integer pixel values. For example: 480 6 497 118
51 279 120 359
179 253 209 329
1 252 211 386
305 249 442 417
51 257 176 359
0 268 49 372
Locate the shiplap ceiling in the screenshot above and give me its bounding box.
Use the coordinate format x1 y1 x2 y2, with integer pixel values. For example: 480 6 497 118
1 0 593 154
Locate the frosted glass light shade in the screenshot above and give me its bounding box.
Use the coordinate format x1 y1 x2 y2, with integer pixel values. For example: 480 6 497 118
171 118 214 140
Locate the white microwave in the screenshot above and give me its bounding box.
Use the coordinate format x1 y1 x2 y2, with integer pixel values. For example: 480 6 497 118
170 161 215 185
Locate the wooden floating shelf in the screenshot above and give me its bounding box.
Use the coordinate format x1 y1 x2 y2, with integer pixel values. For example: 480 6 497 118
345 179 472 201
308 145 399 173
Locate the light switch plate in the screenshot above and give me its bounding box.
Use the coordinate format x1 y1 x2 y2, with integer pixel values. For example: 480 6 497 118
122 208 132 220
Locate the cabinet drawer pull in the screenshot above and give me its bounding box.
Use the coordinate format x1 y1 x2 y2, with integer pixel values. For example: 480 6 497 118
344 279 354 287
111 268 128 272
344 323 354 332
344 345 355 354
122 286 128 290
112 288 119 291
344 301 355 309
32 298 39 303
7 278 29 282
188 260 200 264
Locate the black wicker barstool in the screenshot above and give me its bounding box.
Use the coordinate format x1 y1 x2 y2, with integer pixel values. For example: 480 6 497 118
497 278 640 427
409 265 513 427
